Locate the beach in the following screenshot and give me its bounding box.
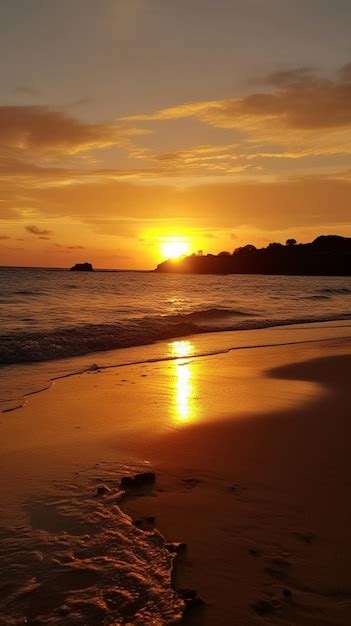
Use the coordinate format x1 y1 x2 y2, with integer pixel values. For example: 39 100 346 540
1 322 351 624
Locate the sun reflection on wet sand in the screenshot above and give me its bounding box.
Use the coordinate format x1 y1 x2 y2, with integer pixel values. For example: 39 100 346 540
169 340 196 423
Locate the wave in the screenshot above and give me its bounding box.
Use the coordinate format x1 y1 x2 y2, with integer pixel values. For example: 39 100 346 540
181 306 254 321
14 289 42 296
302 294 331 300
1 308 351 366
319 287 351 295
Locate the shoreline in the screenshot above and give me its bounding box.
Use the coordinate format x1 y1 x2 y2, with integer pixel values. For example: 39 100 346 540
1 328 351 623
1 317 351 413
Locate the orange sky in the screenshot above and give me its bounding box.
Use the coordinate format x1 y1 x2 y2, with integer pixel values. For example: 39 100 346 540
1 1 351 269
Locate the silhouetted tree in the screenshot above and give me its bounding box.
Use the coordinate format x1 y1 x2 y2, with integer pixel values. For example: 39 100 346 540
267 242 284 250
218 250 231 256
286 238 297 246
233 244 257 255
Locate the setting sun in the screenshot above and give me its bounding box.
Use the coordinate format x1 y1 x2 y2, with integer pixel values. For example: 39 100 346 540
161 238 190 260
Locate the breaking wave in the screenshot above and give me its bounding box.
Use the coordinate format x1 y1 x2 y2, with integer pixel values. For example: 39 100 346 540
319 287 351 295
1 307 351 365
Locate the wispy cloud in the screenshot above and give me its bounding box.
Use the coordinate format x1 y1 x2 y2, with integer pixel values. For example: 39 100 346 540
121 63 351 166
55 243 85 250
25 224 52 236
123 63 351 131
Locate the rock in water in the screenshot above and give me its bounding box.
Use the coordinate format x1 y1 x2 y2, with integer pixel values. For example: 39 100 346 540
134 472 156 486
70 262 93 271
120 472 156 490
178 589 205 609
165 542 187 554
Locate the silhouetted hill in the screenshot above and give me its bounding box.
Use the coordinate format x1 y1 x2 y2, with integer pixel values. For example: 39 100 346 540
155 236 351 276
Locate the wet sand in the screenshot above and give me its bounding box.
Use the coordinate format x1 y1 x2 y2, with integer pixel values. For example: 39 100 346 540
1 324 351 624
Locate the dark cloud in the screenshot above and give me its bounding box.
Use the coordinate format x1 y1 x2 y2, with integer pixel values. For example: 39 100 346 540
0 106 146 156
264 67 316 87
26 225 52 236
55 244 85 250
0 235 10 240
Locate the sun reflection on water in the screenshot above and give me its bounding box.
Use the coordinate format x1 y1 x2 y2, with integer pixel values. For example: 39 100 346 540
169 340 196 423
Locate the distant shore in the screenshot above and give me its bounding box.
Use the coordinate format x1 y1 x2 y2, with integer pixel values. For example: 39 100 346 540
156 234 351 275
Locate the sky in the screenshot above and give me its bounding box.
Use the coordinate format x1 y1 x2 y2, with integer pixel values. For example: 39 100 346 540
1 0 351 268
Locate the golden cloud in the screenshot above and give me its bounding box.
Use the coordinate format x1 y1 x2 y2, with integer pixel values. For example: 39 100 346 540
124 64 351 131
121 65 351 169
0 106 148 156
2 169 351 232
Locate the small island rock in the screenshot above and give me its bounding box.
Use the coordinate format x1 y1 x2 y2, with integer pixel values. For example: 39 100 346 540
70 262 93 272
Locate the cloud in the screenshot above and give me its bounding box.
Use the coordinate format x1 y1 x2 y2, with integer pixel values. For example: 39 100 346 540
263 67 317 87
2 64 351 184
0 156 162 183
120 63 351 171
0 106 149 156
138 143 250 175
55 244 85 250
0 235 10 240
124 63 351 131
8 174 351 235
25 224 52 236
122 100 214 123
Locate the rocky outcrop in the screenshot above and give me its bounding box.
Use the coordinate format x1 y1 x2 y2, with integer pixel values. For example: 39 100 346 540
70 262 93 271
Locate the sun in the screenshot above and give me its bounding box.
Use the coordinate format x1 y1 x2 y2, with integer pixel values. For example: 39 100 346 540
161 238 190 260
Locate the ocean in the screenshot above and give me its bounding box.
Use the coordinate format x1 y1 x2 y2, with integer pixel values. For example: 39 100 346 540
1 266 351 411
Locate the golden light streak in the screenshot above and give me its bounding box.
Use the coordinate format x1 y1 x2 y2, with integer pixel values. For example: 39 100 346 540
169 340 196 423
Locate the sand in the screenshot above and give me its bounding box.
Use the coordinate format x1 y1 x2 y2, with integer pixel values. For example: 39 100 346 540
1 322 351 624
